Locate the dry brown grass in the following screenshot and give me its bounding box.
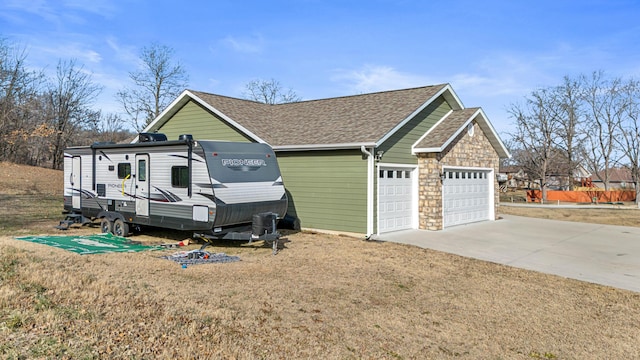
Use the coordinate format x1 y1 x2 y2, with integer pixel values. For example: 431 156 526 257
1 163 640 359
0 162 64 236
500 205 640 228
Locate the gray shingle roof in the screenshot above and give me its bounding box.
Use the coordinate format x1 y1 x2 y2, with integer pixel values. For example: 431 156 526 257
189 84 447 147
414 108 480 149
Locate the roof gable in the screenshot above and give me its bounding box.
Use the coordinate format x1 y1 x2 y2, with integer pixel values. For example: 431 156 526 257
412 108 510 158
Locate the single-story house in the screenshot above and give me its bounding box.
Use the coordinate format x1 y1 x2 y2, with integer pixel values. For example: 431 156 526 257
140 84 510 237
593 168 636 189
498 166 529 190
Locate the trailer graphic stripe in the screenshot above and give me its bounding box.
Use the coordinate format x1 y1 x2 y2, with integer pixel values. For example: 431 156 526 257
152 187 182 202
170 154 204 162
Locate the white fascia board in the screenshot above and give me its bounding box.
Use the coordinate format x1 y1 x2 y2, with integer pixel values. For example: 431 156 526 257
273 142 377 152
442 165 494 171
440 84 464 110
376 162 418 169
376 84 464 146
141 90 267 144
412 147 443 153
141 90 192 135
474 108 511 158
188 91 267 144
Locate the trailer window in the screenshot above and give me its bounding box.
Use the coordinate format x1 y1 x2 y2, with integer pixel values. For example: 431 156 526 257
138 159 146 182
171 166 189 188
117 163 131 179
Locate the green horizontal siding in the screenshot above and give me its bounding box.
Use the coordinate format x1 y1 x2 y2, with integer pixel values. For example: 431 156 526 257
277 150 368 234
378 96 452 164
373 95 452 232
159 101 253 142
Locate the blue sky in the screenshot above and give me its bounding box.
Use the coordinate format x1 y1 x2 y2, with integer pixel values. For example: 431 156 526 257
2 0 640 135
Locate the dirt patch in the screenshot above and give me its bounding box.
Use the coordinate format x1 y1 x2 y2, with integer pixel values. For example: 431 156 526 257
1 163 639 358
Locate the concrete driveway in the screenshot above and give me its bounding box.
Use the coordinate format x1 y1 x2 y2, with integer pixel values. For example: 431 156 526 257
378 214 640 293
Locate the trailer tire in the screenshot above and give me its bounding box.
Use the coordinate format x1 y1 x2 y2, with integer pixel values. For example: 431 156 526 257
113 219 129 237
100 218 113 234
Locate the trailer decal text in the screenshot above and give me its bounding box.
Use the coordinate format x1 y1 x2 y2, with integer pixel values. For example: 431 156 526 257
221 158 267 169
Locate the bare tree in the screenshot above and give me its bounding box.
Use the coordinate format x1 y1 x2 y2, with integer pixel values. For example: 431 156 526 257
45 59 102 169
508 88 562 201
243 78 301 104
88 112 134 144
0 37 45 164
615 79 640 205
550 76 586 189
116 43 189 131
581 71 626 190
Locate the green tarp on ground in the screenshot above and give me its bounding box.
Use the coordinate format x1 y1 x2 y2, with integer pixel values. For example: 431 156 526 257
14 233 160 255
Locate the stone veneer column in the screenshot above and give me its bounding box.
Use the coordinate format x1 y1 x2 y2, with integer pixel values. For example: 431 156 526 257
418 153 443 230
417 121 500 231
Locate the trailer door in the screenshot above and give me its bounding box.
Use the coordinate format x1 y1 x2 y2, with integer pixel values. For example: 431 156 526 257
135 154 150 217
71 156 82 209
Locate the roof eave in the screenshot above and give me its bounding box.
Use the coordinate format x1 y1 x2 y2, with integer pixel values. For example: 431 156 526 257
273 142 377 152
412 147 443 153
474 108 511 158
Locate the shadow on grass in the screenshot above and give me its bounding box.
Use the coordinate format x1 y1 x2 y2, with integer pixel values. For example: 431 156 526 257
130 226 295 252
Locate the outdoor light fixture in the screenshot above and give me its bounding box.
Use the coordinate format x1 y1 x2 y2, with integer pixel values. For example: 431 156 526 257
375 150 384 161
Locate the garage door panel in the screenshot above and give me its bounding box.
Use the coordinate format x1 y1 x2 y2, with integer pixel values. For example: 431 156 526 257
443 169 491 228
379 166 414 233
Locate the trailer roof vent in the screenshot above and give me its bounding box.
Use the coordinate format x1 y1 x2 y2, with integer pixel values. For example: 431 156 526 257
139 132 168 142
179 134 193 142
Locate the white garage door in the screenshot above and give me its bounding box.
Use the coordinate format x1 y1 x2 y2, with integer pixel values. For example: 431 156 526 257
379 167 414 233
443 168 492 228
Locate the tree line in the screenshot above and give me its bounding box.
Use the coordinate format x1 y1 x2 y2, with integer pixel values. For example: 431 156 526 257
0 37 165 169
506 71 640 201
0 36 300 170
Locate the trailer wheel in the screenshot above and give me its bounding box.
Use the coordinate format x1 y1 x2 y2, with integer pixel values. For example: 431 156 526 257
113 219 130 237
100 218 113 234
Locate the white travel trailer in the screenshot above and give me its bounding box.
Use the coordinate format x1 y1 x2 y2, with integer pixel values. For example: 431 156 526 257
60 134 287 243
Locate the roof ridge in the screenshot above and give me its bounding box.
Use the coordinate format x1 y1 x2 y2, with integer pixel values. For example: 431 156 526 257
284 83 448 105
189 84 449 106
187 89 268 106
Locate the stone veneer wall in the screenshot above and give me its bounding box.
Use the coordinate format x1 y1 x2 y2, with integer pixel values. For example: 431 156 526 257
417 121 500 230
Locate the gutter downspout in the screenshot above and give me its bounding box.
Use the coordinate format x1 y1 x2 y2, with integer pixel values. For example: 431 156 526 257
360 146 375 238
187 139 193 198
360 145 372 158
